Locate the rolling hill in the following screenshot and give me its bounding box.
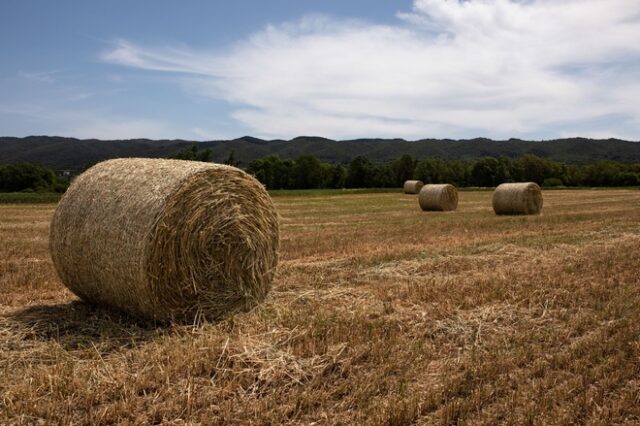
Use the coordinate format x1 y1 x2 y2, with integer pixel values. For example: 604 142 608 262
0 135 639 170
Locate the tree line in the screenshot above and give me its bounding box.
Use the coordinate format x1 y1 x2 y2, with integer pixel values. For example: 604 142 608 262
247 154 640 189
1 151 639 193
0 163 66 193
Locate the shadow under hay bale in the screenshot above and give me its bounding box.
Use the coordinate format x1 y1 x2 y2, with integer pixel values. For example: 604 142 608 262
419 184 459 211
49 158 280 324
492 182 543 215
4 301 160 352
403 180 424 194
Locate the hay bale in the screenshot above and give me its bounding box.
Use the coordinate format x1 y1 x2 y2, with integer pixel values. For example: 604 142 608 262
419 184 458 211
403 180 424 194
49 158 279 322
492 182 543 215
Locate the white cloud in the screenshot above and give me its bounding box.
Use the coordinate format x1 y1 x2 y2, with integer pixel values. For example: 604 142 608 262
19 70 61 83
102 0 640 140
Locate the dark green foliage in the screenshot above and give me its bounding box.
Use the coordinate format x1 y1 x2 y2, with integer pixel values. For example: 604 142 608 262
247 155 349 190
3 151 639 194
324 163 347 189
170 144 212 162
392 154 417 186
414 158 467 186
292 155 324 189
0 163 59 192
542 178 564 187
512 155 566 185
247 153 640 189
223 150 241 167
0 192 62 203
614 172 640 186
346 156 375 188
247 155 294 189
4 136 640 170
371 164 396 188
582 161 623 186
470 157 511 187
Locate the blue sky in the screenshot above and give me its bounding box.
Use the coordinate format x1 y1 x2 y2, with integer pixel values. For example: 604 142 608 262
1 0 639 141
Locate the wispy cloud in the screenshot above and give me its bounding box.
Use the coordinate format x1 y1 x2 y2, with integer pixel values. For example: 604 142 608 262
102 0 640 140
18 70 61 83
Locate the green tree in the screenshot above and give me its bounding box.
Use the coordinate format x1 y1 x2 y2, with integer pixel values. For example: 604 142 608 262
542 177 564 187
469 157 510 187
170 144 212 162
0 163 58 192
292 155 324 189
613 171 640 186
223 150 241 167
582 161 622 186
447 160 471 186
247 155 294 189
414 158 458 184
513 155 563 185
371 164 396 187
346 156 374 188
392 154 417 186
322 164 347 188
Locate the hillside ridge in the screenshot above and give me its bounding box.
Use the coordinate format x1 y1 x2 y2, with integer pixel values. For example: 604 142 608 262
0 135 638 169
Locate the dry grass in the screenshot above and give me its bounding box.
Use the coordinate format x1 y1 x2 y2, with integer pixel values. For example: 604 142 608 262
1 189 640 425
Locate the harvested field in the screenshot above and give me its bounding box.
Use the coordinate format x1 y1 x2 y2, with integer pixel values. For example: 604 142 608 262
1 189 640 424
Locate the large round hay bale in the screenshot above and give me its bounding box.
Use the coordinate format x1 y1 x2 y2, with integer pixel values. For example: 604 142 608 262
492 182 543 215
403 180 424 194
49 158 279 322
419 184 458 211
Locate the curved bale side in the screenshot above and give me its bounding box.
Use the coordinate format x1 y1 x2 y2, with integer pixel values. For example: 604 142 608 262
403 180 424 194
492 182 543 215
49 158 280 323
419 184 459 211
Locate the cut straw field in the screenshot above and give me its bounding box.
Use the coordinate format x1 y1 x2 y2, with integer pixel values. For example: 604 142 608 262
1 189 640 424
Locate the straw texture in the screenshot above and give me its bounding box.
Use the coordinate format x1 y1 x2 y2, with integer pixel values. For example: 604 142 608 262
419 184 459 211
403 180 424 194
492 182 543 215
49 158 279 322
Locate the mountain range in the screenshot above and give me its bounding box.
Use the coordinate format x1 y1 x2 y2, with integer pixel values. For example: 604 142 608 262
1 135 639 170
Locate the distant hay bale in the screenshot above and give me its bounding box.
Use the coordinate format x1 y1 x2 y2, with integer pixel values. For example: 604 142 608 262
403 180 424 194
492 182 543 215
49 158 279 323
419 184 459 211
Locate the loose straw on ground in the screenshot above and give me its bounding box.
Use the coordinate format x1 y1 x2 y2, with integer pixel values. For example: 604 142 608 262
49 158 279 323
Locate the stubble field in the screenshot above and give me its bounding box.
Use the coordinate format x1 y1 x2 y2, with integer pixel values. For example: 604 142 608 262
1 189 640 425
